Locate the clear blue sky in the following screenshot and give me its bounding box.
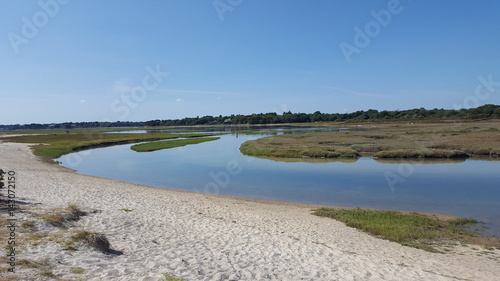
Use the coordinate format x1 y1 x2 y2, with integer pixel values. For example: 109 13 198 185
1 0 499 124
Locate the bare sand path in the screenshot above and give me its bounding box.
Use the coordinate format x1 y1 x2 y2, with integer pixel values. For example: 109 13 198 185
0 140 499 280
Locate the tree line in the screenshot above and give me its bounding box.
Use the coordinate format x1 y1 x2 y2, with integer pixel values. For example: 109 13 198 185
1 104 499 130
145 104 500 126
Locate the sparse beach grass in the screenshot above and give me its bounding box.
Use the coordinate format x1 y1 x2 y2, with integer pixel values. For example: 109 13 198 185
313 208 500 252
131 136 221 152
16 259 39 268
160 272 186 281
39 270 55 277
71 230 111 252
3 131 219 162
33 203 87 228
240 120 500 160
70 267 85 274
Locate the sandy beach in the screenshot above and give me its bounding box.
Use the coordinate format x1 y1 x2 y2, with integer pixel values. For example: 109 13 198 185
1 140 499 281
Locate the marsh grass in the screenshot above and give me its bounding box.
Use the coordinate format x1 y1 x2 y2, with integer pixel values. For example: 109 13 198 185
131 136 221 152
373 149 469 159
4 131 218 161
240 141 359 159
240 121 500 160
313 208 499 252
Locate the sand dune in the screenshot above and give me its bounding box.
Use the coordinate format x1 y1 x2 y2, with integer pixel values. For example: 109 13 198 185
0 140 499 280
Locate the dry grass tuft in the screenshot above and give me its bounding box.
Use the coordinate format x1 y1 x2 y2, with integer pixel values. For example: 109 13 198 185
40 270 55 277
36 213 66 228
65 203 87 221
16 259 39 268
21 220 36 229
160 272 186 281
70 267 85 274
35 203 87 228
71 230 111 252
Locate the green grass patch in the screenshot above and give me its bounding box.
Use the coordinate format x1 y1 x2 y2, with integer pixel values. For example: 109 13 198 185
70 267 85 274
373 149 469 159
160 272 186 281
4 131 218 162
240 141 358 159
40 270 55 277
313 208 482 252
131 137 220 152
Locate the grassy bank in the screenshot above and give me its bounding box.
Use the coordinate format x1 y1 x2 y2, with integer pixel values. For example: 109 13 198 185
313 208 500 252
3 131 218 161
131 137 220 152
240 121 500 160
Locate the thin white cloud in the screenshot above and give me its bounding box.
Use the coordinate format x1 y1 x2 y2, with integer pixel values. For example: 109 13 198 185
152 89 244 96
79 100 87 104
109 80 133 96
329 87 392 98
176 98 184 102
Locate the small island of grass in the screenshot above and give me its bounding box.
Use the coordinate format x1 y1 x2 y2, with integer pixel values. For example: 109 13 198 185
3 131 220 162
131 137 220 152
240 121 500 161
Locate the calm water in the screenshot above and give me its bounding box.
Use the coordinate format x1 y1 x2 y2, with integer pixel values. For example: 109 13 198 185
57 132 500 236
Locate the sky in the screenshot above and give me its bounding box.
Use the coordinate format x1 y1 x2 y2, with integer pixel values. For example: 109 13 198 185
1 0 499 124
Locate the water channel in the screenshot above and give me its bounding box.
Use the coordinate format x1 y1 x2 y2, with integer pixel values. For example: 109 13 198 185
57 129 500 236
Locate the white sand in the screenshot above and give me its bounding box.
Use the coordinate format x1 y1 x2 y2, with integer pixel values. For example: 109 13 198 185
0 140 499 281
